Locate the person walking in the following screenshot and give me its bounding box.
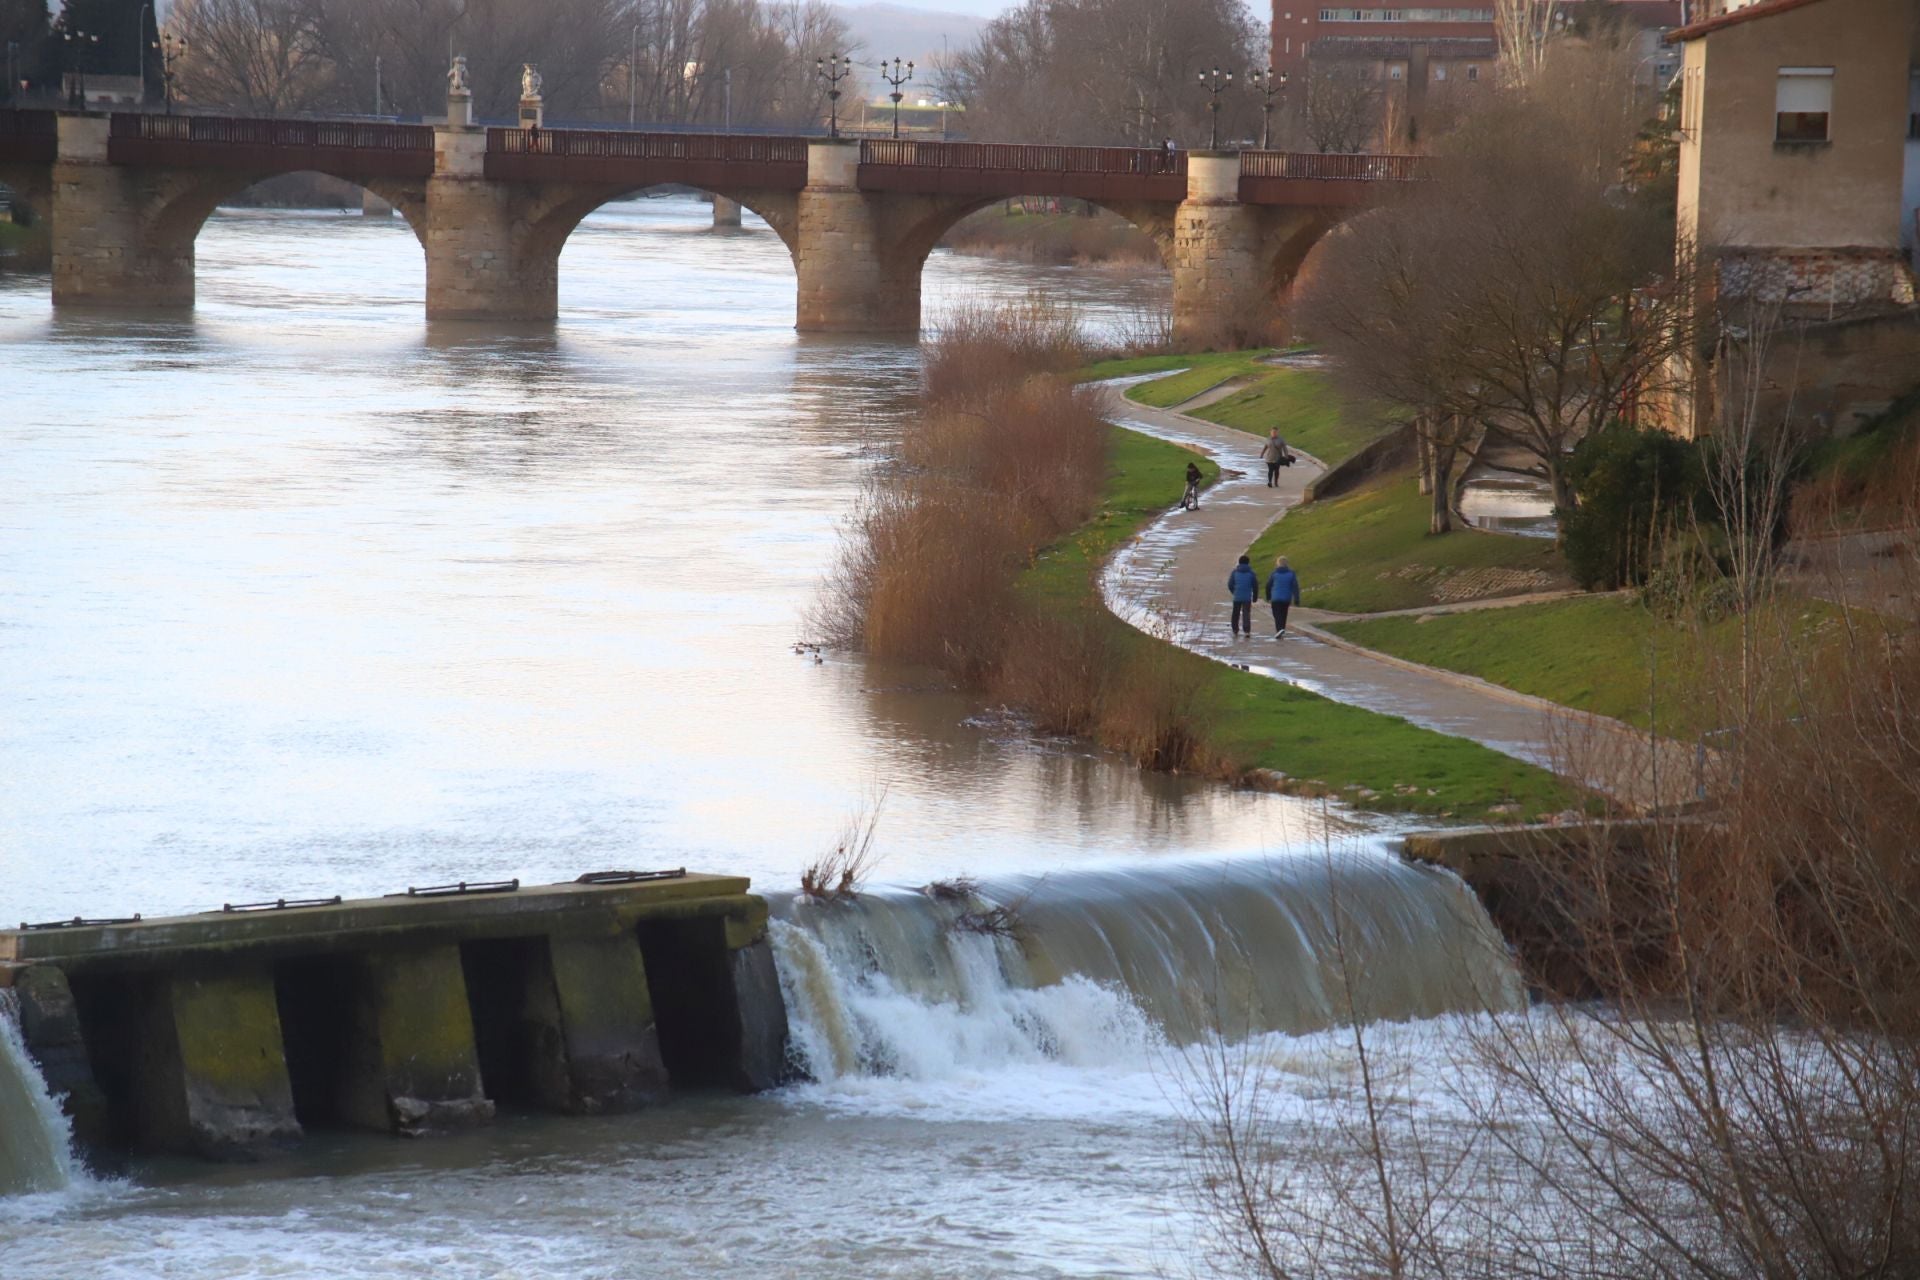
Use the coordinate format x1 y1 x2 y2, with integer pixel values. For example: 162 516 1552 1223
1227 554 1259 638
1259 429 1289 488
1265 555 1301 637
1180 459 1203 510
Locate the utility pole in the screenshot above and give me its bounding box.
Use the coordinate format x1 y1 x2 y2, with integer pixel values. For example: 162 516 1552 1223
374 54 382 115
723 66 730 131
628 23 637 126
137 3 150 104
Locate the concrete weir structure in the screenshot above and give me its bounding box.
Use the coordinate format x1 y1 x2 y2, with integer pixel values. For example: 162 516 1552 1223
0 104 1423 344
0 871 788 1161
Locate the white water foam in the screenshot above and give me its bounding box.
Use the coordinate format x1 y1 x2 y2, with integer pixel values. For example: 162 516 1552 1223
0 990 80 1197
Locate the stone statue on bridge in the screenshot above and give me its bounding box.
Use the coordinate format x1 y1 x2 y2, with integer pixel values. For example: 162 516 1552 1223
520 64 543 101
447 55 470 95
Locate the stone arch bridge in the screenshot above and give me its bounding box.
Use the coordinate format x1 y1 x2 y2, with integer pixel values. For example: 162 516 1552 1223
0 107 1421 344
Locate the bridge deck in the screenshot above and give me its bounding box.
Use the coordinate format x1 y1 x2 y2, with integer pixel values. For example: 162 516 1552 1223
1 110 1425 207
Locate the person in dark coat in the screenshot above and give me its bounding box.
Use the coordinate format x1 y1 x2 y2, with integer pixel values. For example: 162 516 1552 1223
1265 556 1301 637
1227 554 1259 638
1180 460 1203 510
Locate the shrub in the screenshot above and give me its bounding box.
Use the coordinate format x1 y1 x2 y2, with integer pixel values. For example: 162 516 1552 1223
1561 426 1705 591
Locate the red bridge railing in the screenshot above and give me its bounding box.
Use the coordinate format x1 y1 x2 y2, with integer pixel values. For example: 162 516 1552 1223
489 128 808 165
0 108 58 137
1239 150 1426 181
860 138 1187 177
109 113 434 151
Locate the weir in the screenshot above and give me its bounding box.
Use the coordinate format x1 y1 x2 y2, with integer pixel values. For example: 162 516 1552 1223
0 871 789 1163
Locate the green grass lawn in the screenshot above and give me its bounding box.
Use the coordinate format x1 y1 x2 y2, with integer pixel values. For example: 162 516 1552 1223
1193 367 1393 467
1081 349 1272 392
1249 470 1572 614
1021 427 1580 819
1122 351 1278 409
1325 593 1845 737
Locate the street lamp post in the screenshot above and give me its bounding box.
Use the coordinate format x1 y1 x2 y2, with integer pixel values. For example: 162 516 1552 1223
137 2 150 104
879 57 913 140
153 29 184 113
815 53 851 139
628 23 638 126
1246 66 1286 150
64 29 101 109
5 41 17 106
1196 65 1232 149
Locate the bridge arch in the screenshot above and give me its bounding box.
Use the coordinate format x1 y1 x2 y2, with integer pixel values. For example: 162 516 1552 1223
521 183 800 268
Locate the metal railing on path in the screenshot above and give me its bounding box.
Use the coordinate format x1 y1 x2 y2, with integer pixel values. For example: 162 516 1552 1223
110 112 433 151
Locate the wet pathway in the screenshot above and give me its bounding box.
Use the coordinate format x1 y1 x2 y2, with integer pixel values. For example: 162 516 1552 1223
1097 386 1699 809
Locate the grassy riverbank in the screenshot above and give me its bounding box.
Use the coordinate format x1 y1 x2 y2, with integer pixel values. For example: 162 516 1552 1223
1326 591 1851 738
1025 426 1579 818
1250 471 1572 614
830 317 1578 819
1089 351 1392 467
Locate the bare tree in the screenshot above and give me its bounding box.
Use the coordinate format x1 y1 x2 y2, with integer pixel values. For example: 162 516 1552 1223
1495 0 1559 88
172 0 328 115
943 0 1262 147
1300 38 1684 523
1296 59 1380 154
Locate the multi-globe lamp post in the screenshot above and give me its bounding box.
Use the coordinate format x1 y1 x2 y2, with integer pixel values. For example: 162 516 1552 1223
152 28 186 113
815 53 852 139
63 28 101 108
879 57 913 140
1246 66 1287 150
1196 65 1233 150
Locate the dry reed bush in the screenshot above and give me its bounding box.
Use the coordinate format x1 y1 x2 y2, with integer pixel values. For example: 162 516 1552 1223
1464 560 1920 1279
901 381 1110 534
799 790 887 901
922 294 1088 408
1791 428 1920 536
854 480 1028 678
991 605 1112 737
1101 641 1217 773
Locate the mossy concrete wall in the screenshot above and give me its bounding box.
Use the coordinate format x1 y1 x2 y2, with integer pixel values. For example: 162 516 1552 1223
2 872 790 1161
339 945 493 1136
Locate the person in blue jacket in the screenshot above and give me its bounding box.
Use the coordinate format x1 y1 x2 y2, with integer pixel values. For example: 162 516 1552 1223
1227 554 1259 638
1265 555 1301 637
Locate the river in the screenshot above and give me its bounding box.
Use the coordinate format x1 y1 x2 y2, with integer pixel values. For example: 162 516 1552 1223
0 196 1515 1277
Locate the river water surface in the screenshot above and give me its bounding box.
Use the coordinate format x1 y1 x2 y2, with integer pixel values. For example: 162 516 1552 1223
0 197 1511 1277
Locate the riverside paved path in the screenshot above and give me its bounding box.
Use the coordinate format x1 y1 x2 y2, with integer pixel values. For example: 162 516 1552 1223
1095 384 1698 809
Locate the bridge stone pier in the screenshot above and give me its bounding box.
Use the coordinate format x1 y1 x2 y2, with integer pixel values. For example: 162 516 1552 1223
0 104 1422 343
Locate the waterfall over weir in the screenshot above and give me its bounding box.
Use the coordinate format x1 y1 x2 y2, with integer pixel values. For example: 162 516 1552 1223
770 846 1525 1085
0 991 78 1197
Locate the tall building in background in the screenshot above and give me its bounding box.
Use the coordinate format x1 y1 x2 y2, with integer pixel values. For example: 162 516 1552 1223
1271 6 1498 80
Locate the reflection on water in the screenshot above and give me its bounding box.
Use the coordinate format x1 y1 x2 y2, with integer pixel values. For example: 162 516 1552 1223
0 196 1471 1280
0 196 1352 921
1458 475 1559 539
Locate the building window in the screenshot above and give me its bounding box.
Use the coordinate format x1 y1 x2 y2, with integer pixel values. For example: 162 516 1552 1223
1389 63 1405 81
1775 66 1833 143
1466 64 1478 82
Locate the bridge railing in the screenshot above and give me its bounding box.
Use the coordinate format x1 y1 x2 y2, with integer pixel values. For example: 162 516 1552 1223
860 138 1187 177
109 113 435 151
1239 150 1426 181
0 108 58 138
488 128 809 165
